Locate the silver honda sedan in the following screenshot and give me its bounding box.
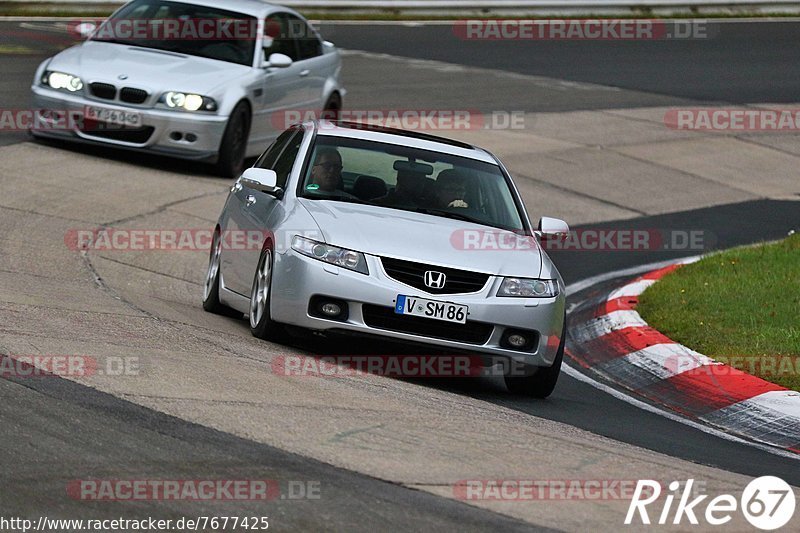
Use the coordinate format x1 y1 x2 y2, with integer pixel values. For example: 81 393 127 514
203 121 570 396
30 0 344 177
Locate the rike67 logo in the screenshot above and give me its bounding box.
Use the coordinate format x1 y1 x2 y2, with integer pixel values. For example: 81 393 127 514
626 477 796 530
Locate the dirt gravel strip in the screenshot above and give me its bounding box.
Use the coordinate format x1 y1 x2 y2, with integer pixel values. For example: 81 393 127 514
567 261 800 453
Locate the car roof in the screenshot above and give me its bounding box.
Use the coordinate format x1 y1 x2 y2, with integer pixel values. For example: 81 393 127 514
151 0 298 18
309 121 498 164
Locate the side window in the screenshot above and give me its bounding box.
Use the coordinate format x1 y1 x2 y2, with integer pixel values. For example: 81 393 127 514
271 130 304 188
263 13 298 61
286 15 321 60
255 128 296 170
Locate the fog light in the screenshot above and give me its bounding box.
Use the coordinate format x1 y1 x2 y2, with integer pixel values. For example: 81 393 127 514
500 328 538 352
308 296 349 321
321 303 341 317
507 334 527 348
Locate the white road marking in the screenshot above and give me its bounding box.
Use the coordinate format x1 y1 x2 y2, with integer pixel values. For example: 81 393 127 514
620 343 716 381
566 256 701 295
565 257 800 460
608 278 655 299
570 310 646 342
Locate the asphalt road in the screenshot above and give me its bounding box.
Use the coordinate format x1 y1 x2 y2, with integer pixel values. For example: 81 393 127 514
0 365 544 531
321 20 800 106
1 18 799 530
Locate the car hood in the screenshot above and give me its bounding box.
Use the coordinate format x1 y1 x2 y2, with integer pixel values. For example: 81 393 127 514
298 199 542 278
48 41 249 96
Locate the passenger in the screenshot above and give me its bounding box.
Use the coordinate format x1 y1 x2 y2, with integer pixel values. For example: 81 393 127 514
434 169 469 209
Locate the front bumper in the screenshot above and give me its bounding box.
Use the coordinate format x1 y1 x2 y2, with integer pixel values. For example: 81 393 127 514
270 250 566 368
31 86 228 162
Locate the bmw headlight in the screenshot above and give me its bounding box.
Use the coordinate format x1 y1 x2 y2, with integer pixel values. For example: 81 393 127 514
291 236 368 275
498 278 559 298
42 71 83 92
159 91 217 112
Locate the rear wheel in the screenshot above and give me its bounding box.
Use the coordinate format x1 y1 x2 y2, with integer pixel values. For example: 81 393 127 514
202 228 240 317
216 102 250 179
249 247 287 341
321 93 341 120
504 320 566 398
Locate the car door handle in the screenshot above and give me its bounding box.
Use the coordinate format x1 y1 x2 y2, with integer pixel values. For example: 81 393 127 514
299 69 310 77
245 194 256 207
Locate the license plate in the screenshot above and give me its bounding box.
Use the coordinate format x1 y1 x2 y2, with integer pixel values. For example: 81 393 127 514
85 106 141 127
395 295 468 324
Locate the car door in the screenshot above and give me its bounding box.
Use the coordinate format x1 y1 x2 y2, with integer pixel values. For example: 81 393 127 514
249 13 309 147
221 127 301 295
284 14 328 110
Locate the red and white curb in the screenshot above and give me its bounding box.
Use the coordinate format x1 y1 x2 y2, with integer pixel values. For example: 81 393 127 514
566 259 800 455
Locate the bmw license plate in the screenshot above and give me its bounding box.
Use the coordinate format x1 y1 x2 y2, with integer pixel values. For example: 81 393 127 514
85 106 141 127
395 295 468 324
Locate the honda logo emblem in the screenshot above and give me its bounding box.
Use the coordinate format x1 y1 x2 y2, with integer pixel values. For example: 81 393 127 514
424 271 446 289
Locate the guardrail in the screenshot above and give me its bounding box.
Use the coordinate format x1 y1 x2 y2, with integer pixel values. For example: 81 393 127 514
7 0 800 15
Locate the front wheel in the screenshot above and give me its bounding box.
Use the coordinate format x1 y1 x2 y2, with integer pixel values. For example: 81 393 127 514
216 102 250 179
249 248 287 341
504 321 566 398
202 229 240 317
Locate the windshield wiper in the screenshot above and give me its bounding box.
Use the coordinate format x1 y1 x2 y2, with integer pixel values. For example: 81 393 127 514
412 207 519 232
92 37 136 46
413 207 484 225
303 194 372 205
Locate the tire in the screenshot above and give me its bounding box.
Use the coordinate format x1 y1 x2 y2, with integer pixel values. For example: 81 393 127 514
216 102 250 179
321 93 341 120
202 228 241 317
249 247 287 341
504 319 566 398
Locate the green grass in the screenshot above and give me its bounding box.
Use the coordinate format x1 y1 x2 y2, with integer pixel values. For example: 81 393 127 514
637 233 800 391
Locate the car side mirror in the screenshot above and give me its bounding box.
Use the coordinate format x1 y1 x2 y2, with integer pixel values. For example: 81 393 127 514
262 52 292 69
240 168 283 198
76 22 97 39
537 217 569 237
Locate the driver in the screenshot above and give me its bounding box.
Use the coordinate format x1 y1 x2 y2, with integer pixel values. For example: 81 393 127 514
308 147 356 198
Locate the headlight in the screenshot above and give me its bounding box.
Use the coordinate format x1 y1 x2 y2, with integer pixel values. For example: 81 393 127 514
497 278 559 298
159 91 217 112
291 236 368 275
42 71 83 92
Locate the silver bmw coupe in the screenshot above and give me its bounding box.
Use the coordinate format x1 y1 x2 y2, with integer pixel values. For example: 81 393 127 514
30 0 344 177
204 121 570 396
